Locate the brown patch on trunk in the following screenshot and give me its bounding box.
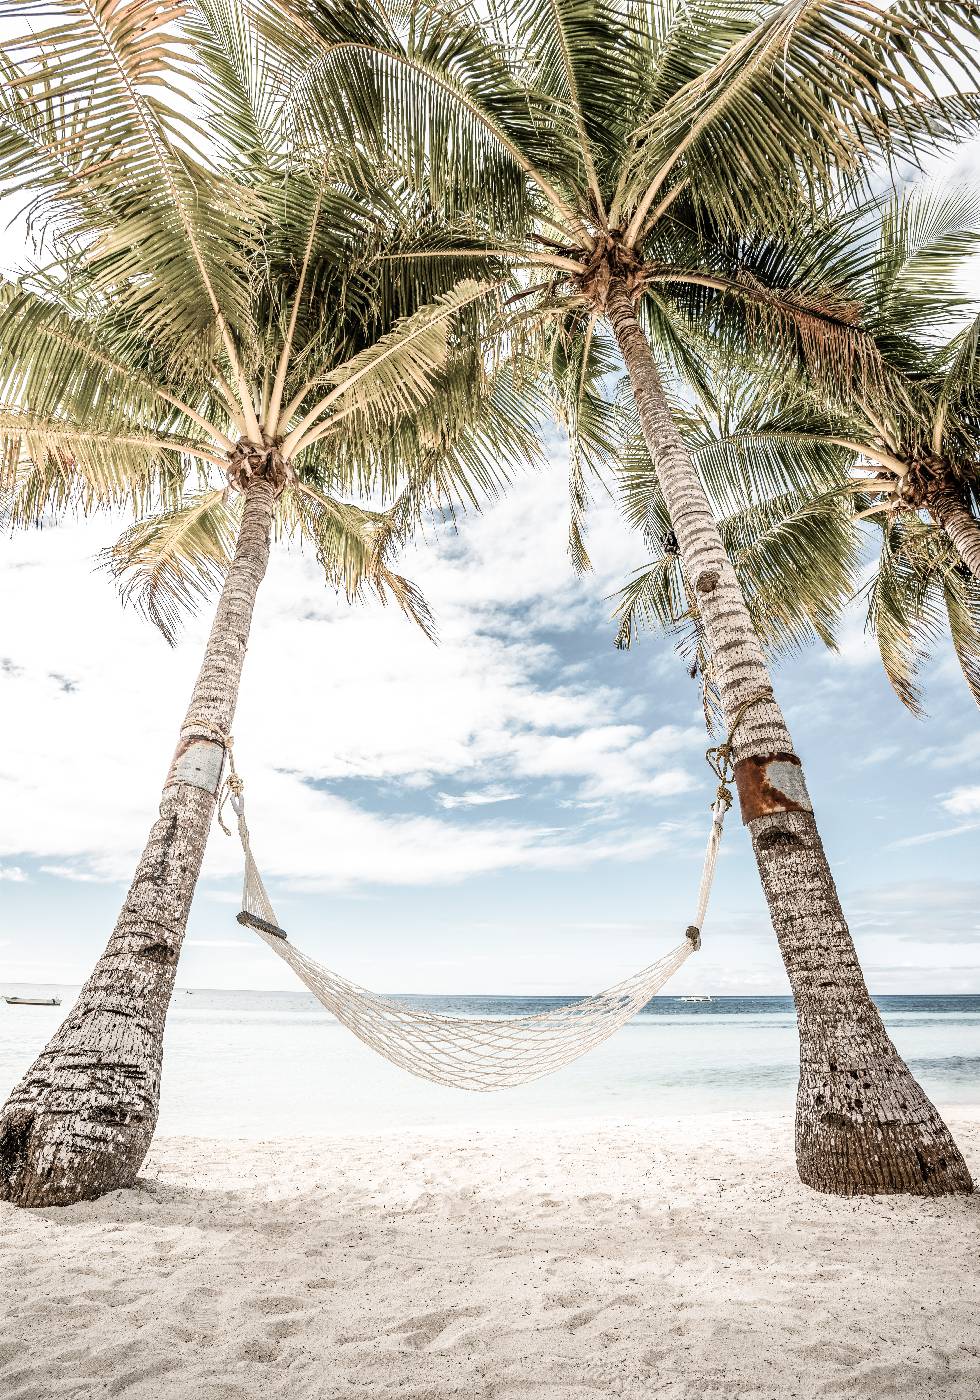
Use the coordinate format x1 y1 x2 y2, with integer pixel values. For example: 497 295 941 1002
139 940 177 965
0 1108 34 1184
695 569 720 594
735 753 812 822
167 734 195 770
756 826 802 852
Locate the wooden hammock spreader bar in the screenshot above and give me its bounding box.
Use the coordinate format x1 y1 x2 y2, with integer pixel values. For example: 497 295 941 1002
236 910 288 940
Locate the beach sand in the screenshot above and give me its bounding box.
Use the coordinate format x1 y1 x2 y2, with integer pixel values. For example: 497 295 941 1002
2 1111 978 1399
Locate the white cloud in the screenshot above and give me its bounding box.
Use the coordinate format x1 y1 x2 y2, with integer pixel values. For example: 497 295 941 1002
0 865 27 882
859 744 900 768
890 820 980 849
917 730 980 772
942 785 980 816
888 785 980 848
846 879 980 946
436 786 521 809
501 722 700 801
38 864 101 882
0 470 704 892
825 602 880 669
225 771 695 893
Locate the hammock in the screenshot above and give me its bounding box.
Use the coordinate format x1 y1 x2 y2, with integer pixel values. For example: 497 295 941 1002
216 726 739 1092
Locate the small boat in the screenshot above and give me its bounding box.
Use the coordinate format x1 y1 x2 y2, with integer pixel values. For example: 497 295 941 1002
679 995 713 1003
4 996 62 1007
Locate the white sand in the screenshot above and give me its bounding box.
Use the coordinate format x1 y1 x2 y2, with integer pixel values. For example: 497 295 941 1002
2 1111 979 1399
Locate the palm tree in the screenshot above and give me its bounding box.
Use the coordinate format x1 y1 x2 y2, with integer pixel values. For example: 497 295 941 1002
613 385 980 719
0 0 539 1207
271 0 980 1192
615 186 980 713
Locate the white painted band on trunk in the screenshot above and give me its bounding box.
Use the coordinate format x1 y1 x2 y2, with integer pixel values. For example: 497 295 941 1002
166 739 225 795
767 760 812 812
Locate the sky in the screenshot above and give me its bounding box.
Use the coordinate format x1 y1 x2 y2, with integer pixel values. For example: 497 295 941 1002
2 448 979 997
2 138 980 998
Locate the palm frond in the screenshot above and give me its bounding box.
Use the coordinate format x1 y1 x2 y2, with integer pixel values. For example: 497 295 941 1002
612 553 689 651
101 490 241 645
620 0 980 241
285 481 435 637
860 520 947 716
2 0 256 361
282 279 505 453
0 410 212 526
942 565 980 709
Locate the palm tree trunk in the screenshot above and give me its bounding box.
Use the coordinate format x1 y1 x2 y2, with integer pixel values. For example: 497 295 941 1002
604 279 971 1196
0 477 276 1207
929 487 980 578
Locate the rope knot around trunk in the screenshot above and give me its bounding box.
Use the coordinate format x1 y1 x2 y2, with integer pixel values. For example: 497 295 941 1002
705 690 773 807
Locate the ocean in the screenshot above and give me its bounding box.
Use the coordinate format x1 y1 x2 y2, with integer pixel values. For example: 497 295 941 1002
1 988 977 1137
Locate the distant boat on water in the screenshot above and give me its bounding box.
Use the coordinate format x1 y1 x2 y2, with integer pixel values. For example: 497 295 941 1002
679 995 713 1003
4 996 62 1007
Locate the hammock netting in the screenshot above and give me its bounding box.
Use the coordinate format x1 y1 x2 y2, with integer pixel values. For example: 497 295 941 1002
226 779 726 1092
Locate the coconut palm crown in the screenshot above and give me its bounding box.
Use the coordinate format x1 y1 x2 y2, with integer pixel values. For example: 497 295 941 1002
0 0 541 641
274 0 980 383
615 187 980 714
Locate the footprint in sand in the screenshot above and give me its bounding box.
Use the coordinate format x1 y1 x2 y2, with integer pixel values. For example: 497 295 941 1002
106 1356 180 1396
4 1381 51 1400
252 1294 305 1316
543 1290 589 1309
337 1305 487 1351
266 1316 305 1341
390 1305 487 1350
565 1308 599 1331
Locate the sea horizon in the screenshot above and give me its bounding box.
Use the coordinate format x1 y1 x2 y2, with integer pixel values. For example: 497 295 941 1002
6 981 980 1001
3 986 978 1139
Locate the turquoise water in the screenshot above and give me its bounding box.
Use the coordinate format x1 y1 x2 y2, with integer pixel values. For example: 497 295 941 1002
1 988 977 1136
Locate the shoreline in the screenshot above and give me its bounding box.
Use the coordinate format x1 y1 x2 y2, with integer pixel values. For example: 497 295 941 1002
144 1100 980 1143
3 1110 978 1398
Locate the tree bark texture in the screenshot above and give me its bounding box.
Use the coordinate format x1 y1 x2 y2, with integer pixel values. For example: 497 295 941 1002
605 279 972 1197
0 478 276 1207
930 487 980 579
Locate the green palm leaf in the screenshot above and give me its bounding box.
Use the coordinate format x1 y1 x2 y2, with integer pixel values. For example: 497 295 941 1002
101 490 242 645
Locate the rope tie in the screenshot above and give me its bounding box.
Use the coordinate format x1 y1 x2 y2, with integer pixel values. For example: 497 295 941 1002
686 689 773 950
214 734 244 836
209 730 288 940
704 690 773 810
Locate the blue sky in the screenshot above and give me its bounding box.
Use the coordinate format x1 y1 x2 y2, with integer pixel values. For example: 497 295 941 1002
2 444 979 997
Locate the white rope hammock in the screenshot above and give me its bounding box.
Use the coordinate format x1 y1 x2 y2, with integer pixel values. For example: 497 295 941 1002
226 786 726 1090
214 709 746 1092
